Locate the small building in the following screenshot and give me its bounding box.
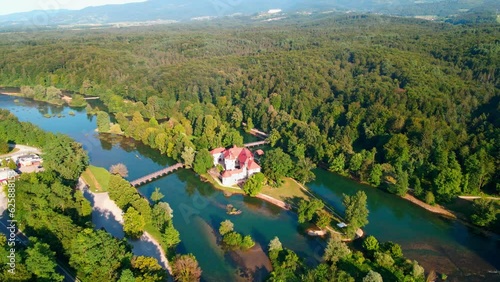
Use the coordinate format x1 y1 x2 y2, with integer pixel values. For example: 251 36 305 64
0 168 18 185
210 145 262 186
210 148 225 166
255 149 264 156
337 222 348 228
16 154 42 167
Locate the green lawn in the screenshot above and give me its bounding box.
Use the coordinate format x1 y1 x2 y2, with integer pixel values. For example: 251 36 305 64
81 165 110 193
201 173 245 195
261 178 311 206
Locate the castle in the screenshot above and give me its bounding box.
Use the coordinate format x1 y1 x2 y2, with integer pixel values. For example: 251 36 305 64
210 145 261 186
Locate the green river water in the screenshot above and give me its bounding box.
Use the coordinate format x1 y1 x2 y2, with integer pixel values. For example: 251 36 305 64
1 94 499 282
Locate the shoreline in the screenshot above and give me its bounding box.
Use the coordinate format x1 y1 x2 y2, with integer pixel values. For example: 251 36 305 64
0 91 22 97
1 90 68 107
78 177 173 275
205 171 292 210
317 166 500 237
403 193 456 219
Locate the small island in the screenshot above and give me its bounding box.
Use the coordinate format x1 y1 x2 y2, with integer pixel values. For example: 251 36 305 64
226 204 242 215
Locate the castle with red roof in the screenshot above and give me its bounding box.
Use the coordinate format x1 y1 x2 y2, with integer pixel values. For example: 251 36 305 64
210 145 261 186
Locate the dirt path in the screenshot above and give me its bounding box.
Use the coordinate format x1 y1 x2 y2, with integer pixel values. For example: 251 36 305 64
0 144 41 159
83 168 102 191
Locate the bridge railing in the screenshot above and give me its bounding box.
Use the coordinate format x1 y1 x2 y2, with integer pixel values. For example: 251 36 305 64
130 163 183 187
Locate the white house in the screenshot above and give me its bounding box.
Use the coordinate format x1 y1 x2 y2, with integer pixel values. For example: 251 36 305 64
16 154 42 167
210 145 262 186
0 168 18 185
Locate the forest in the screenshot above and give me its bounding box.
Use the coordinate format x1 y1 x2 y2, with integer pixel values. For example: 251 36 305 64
0 13 498 230
0 110 197 282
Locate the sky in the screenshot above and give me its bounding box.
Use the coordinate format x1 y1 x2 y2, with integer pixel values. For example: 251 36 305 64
0 0 148 16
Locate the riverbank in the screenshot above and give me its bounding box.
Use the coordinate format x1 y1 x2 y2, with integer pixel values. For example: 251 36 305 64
78 177 173 275
403 193 456 219
317 166 500 237
1 89 69 107
204 171 293 211
204 169 360 240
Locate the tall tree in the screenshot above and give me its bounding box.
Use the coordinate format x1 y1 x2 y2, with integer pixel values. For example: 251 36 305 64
26 242 64 281
323 234 351 264
0 139 9 154
242 172 265 196
297 199 324 223
193 148 213 174
262 148 293 187
219 220 234 236
171 254 202 282
42 138 89 181
293 157 316 184
470 198 498 227
123 207 145 239
363 270 383 282
181 146 195 168
97 111 111 132
343 191 369 237
69 229 130 281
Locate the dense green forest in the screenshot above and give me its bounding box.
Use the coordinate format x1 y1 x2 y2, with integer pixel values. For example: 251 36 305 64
0 14 498 229
0 110 190 281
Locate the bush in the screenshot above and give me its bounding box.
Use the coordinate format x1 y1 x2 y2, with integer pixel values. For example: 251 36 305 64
0 140 9 154
222 231 242 247
241 235 255 250
219 220 234 236
425 191 435 205
362 236 379 253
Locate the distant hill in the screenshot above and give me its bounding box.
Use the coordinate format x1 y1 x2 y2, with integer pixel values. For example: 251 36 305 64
0 0 497 27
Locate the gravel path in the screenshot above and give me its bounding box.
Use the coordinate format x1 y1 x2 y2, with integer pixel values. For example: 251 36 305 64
79 178 172 274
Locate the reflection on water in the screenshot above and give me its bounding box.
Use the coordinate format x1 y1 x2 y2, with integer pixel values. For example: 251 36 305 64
309 168 500 281
0 94 323 281
2 94 498 281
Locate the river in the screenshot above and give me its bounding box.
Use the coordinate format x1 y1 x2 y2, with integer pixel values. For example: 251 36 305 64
0 94 324 281
1 94 499 282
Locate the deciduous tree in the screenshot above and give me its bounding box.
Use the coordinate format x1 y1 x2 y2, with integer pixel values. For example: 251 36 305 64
193 148 213 174
150 187 164 203
110 163 128 177
172 254 202 282
323 234 351 264
262 148 293 187
243 172 265 196
124 207 145 239
343 191 369 237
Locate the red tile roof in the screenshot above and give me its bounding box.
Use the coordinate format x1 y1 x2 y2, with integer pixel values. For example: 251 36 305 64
210 147 225 155
255 149 264 156
221 168 244 178
247 160 261 170
238 148 253 164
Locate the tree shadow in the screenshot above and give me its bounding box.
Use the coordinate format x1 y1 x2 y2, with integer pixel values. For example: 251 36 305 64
82 189 124 238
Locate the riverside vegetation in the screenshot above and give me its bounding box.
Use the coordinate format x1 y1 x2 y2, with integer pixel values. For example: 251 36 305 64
0 13 497 231
0 11 498 280
0 109 193 281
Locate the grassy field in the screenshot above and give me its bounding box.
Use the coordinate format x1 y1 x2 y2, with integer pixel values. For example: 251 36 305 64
261 178 311 206
201 173 245 195
81 165 111 193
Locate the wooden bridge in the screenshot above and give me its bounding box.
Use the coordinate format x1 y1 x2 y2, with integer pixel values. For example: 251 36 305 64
244 140 269 148
130 163 184 187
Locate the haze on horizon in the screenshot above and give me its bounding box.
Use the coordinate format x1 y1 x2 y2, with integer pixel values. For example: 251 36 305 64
0 0 147 16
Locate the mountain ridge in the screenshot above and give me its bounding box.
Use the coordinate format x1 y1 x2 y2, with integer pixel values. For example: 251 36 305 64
0 0 496 27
